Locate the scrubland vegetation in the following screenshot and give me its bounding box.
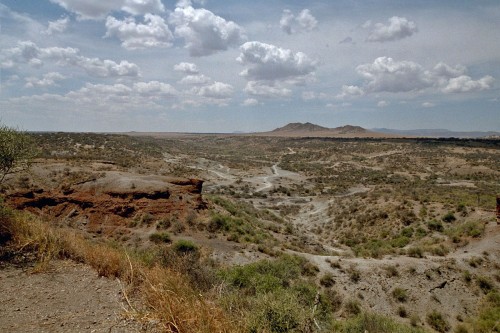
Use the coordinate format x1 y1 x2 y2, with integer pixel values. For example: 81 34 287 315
1 131 499 332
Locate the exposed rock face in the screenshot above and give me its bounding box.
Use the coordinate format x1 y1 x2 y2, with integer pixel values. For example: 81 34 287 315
5 172 206 236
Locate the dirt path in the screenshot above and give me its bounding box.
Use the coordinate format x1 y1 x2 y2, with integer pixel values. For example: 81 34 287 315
0 260 151 333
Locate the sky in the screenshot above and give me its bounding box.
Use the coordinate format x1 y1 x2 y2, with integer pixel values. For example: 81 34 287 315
1 0 499 133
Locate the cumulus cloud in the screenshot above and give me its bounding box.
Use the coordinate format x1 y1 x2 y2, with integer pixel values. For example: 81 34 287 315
179 74 211 85
339 56 494 97
169 5 246 56
196 81 233 99
366 16 417 42
25 72 66 88
173 62 199 74
237 41 317 82
336 85 365 99
49 0 165 20
280 9 318 35
133 81 177 97
441 75 494 93
1 41 140 77
44 17 70 35
105 14 173 49
244 81 291 98
356 56 431 93
422 102 435 108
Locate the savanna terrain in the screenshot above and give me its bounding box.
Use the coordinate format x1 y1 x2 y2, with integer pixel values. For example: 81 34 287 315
1 130 499 333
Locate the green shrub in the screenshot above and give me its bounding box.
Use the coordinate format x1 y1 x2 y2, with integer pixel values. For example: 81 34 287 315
471 291 500 332
428 219 444 232
407 246 424 258
427 310 450 332
320 273 335 287
344 299 361 316
149 232 171 244
476 275 494 293
442 212 456 223
392 288 408 302
391 236 411 248
172 239 198 254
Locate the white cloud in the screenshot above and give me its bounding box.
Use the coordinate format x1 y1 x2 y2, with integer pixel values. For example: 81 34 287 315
302 91 316 101
341 57 494 97
1 41 140 77
179 74 211 85
25 72 66 88
336 85 365 99
279 10 294 35
237 41 317 82
242 98 259 106
105 14 174 49
280 9 318 35
422 102 435 108
441 75 494 93
244 81 291 98
197 81 233 99
377 100 389 107
355 56 431 93
133 81 177 97
169 5 246 56
366 16 417 42
49 0 165 20
44 17 70 35
296 9 318 31
173 62 199 74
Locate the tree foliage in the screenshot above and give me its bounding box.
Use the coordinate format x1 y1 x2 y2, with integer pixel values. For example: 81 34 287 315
0 124 36 184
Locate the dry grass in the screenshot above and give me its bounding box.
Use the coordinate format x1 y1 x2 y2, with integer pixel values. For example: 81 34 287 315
0 204 233 332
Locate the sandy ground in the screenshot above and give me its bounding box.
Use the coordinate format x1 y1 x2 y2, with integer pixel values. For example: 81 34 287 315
0 260 154 333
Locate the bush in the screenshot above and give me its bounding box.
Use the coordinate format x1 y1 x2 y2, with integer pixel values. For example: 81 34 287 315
471 291 500 332
476 276 494 293
149 232 171 244
344 299 361 316
172 239 198 254
428 219 444 232
0 124 36 184
320 273 335 287
407 246 424 258
442 212 456 223
392 288 408 302
427 310 450 332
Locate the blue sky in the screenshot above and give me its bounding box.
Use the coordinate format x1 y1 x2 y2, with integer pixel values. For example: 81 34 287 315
1 0 499 132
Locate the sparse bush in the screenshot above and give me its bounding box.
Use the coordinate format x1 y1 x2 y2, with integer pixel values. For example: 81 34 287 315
398 306 408 318
384 265 399 277
463 270 472 283
428 219 444 232
348 266 361 283
476 275 494 293
149 231 171 243
427 310 450 332
172 239 198 254
344 299 361 316
407 246 424 258
320 273 335 287
392 288 408 302
442 212 456 223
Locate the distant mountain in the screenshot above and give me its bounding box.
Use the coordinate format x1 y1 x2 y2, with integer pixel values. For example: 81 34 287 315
272 122 367 134
271 122 331 132
373 128 500 138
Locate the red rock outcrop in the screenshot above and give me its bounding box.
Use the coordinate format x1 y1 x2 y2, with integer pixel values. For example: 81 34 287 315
5 172 206 237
